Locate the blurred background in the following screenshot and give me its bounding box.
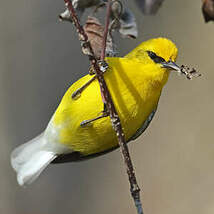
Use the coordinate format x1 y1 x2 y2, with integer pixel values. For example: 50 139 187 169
1 0 214 213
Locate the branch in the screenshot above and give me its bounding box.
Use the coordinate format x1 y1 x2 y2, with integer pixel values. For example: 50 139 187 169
62 0 144 213
100 0 112 60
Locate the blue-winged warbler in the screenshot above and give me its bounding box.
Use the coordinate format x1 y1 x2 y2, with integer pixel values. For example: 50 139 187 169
11 37 179 186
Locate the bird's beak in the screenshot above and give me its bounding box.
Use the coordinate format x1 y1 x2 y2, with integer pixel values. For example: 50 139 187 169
161 60 181 72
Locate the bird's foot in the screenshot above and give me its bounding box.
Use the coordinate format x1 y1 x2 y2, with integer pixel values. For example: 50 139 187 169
71 76 96 100
89 60 109 75
72 60 109 100
80 106 109 127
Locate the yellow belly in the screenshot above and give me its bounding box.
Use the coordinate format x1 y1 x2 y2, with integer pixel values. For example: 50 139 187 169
52 57 167 155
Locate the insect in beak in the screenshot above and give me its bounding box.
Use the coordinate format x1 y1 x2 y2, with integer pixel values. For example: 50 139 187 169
161 60 201 80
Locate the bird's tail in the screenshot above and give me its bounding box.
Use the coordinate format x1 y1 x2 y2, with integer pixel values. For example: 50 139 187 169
11 133 57 186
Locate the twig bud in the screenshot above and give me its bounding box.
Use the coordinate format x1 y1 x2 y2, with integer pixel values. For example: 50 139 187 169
59 9 73 22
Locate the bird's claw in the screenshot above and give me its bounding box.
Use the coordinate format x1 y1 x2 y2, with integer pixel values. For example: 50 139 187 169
72 61 109 100
80 110 109 127
89 60 109 75
71 76 96 100
98 60 109 73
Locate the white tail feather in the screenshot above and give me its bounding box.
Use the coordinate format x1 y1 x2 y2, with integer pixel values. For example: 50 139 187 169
16 151 56 186
11 133 57 186
11 133 45 172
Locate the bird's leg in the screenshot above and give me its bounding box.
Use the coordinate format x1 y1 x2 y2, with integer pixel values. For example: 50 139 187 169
71 60 109 100
71 76 96 100
80 105 109 127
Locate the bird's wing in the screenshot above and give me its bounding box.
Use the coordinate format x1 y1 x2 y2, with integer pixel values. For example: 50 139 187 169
52 109 157 164
128 109 156 142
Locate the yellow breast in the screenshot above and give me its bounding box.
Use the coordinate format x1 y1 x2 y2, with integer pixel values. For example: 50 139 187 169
52 57 169 156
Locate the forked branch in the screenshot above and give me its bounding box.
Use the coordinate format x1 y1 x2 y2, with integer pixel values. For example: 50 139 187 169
62 0 144 213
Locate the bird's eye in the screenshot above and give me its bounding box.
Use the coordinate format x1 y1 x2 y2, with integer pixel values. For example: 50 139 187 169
147 51 166 64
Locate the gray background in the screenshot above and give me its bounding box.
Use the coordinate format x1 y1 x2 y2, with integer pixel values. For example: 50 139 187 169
1 0 214 214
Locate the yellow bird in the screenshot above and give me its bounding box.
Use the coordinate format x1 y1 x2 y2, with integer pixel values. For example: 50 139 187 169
11 37 179 186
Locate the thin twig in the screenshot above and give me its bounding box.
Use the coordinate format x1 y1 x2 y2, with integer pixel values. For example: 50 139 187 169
63 1 144 213
100 1 112 60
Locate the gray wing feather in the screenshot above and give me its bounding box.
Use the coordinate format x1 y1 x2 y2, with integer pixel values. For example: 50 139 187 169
128 109 156 142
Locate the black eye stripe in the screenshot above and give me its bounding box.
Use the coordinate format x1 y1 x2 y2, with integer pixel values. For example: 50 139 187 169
147 51 166 64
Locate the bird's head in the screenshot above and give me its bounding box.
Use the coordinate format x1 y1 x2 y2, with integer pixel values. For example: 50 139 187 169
126 37 181 72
